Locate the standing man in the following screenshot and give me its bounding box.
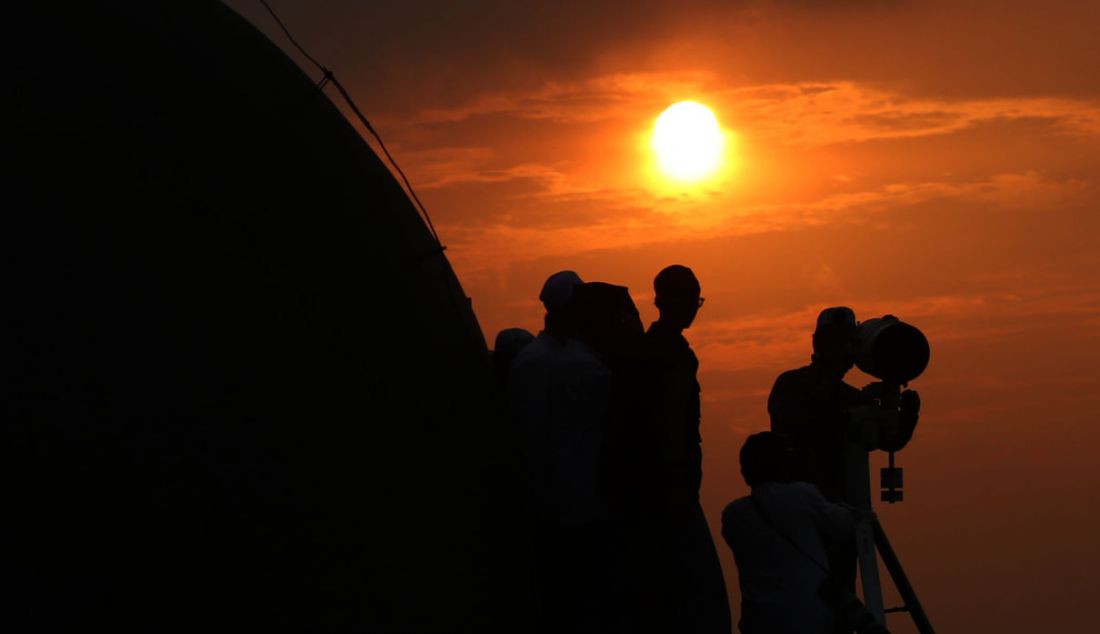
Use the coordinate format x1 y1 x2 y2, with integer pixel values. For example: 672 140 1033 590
646 265 709 522
615 264 730 633
515 272 644 633
510 269 585 519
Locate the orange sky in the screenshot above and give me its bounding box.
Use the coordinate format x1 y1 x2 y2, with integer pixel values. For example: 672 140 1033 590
232 2 1100 630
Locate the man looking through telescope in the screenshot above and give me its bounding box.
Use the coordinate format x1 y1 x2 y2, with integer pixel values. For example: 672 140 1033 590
767 307 921 505
766 307 922 627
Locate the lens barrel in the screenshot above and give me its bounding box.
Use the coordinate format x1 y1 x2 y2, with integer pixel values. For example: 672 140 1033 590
855 316 930 384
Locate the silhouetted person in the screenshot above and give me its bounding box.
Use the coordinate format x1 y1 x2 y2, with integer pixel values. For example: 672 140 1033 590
768 306 921 505
571 281 645 364
721 432 857 634
647 265 708 516
511 270 585 522
492 327 535 392
536 281 645 633
511 271 619 633
610 265 730 634
548 282 633 526
768 307 868 505
767 307 919 628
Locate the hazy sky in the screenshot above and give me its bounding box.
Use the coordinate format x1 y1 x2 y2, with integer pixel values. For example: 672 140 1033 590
228 1 1100 630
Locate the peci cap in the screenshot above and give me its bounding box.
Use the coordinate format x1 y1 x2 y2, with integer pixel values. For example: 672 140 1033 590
539 270 584 312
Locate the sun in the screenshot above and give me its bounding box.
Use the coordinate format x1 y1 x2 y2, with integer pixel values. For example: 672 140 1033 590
652 101 724 182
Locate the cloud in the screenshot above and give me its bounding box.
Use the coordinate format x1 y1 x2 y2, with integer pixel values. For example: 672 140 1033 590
386 75 1097 240
698 283 1100 364
691 283 1100 417
395 76 1100 146
232 0 1100 127
370 73 1100 354
408 149 571 192
969 171 1091 210
435 169 1090 277
747 170 1089 223
400 71 717 126
722 82 1100 146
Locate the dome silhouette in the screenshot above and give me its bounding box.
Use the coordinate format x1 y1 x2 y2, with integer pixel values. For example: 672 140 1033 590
2 2 529 630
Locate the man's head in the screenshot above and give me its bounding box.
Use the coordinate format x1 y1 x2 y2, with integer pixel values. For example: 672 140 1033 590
653 265 703 330
492 328 534 389
811 306 857 376
571 282 643 362
493 328 534 360
539 270 583 339
739 431 795 488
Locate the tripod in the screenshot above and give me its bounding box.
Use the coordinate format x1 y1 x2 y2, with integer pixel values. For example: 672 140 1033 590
849 386 935 633
851 469 934 633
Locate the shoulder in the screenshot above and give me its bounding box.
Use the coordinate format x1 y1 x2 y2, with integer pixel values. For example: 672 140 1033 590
787 481 826 500
752 481 823 507
559 341 609 374
512 334 557 364
721 496 754 524
774 365 811 385
643 327 694 366
769 365 811 397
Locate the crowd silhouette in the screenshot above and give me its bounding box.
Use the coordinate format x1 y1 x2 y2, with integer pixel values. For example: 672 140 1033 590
494 268 921 634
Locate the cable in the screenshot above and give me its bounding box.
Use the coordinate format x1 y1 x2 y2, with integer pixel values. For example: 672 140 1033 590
326 76 442 245
258 0 443 247
258 0 326 73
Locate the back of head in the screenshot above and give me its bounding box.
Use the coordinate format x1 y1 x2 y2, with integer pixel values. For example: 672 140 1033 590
492 328 535 390
813 306 856 337
572 282 642 358
493 328 535 359
653 265 702 329
539 270 584 313
653 264 700 301
740 431 794 488
812 306 857 367
540 270 584 339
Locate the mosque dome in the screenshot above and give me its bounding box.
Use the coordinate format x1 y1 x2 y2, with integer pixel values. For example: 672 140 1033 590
1 2 529 630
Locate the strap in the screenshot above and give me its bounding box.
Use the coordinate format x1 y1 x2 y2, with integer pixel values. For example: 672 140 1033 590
749 493 832 574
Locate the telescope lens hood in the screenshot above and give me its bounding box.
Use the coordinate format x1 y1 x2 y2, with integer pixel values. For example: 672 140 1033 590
856 316 930 383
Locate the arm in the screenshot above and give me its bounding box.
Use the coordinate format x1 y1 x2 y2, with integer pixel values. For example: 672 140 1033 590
804 483 856 543
654 360 692 463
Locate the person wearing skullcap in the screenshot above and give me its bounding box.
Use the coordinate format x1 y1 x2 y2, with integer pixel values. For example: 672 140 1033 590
510 271 607 631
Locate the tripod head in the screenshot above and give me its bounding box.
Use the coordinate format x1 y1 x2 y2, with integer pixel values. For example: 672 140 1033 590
848 382 912 503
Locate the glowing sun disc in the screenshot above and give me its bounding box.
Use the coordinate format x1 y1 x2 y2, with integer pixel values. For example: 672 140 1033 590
653 101 723 181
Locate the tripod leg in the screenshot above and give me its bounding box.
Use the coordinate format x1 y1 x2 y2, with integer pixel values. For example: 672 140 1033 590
846 442 885 625
855 516 885 624
872 516 935 634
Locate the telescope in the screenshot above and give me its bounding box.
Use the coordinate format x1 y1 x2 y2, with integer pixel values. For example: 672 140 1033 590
848 316 937 633
854 315 930 385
